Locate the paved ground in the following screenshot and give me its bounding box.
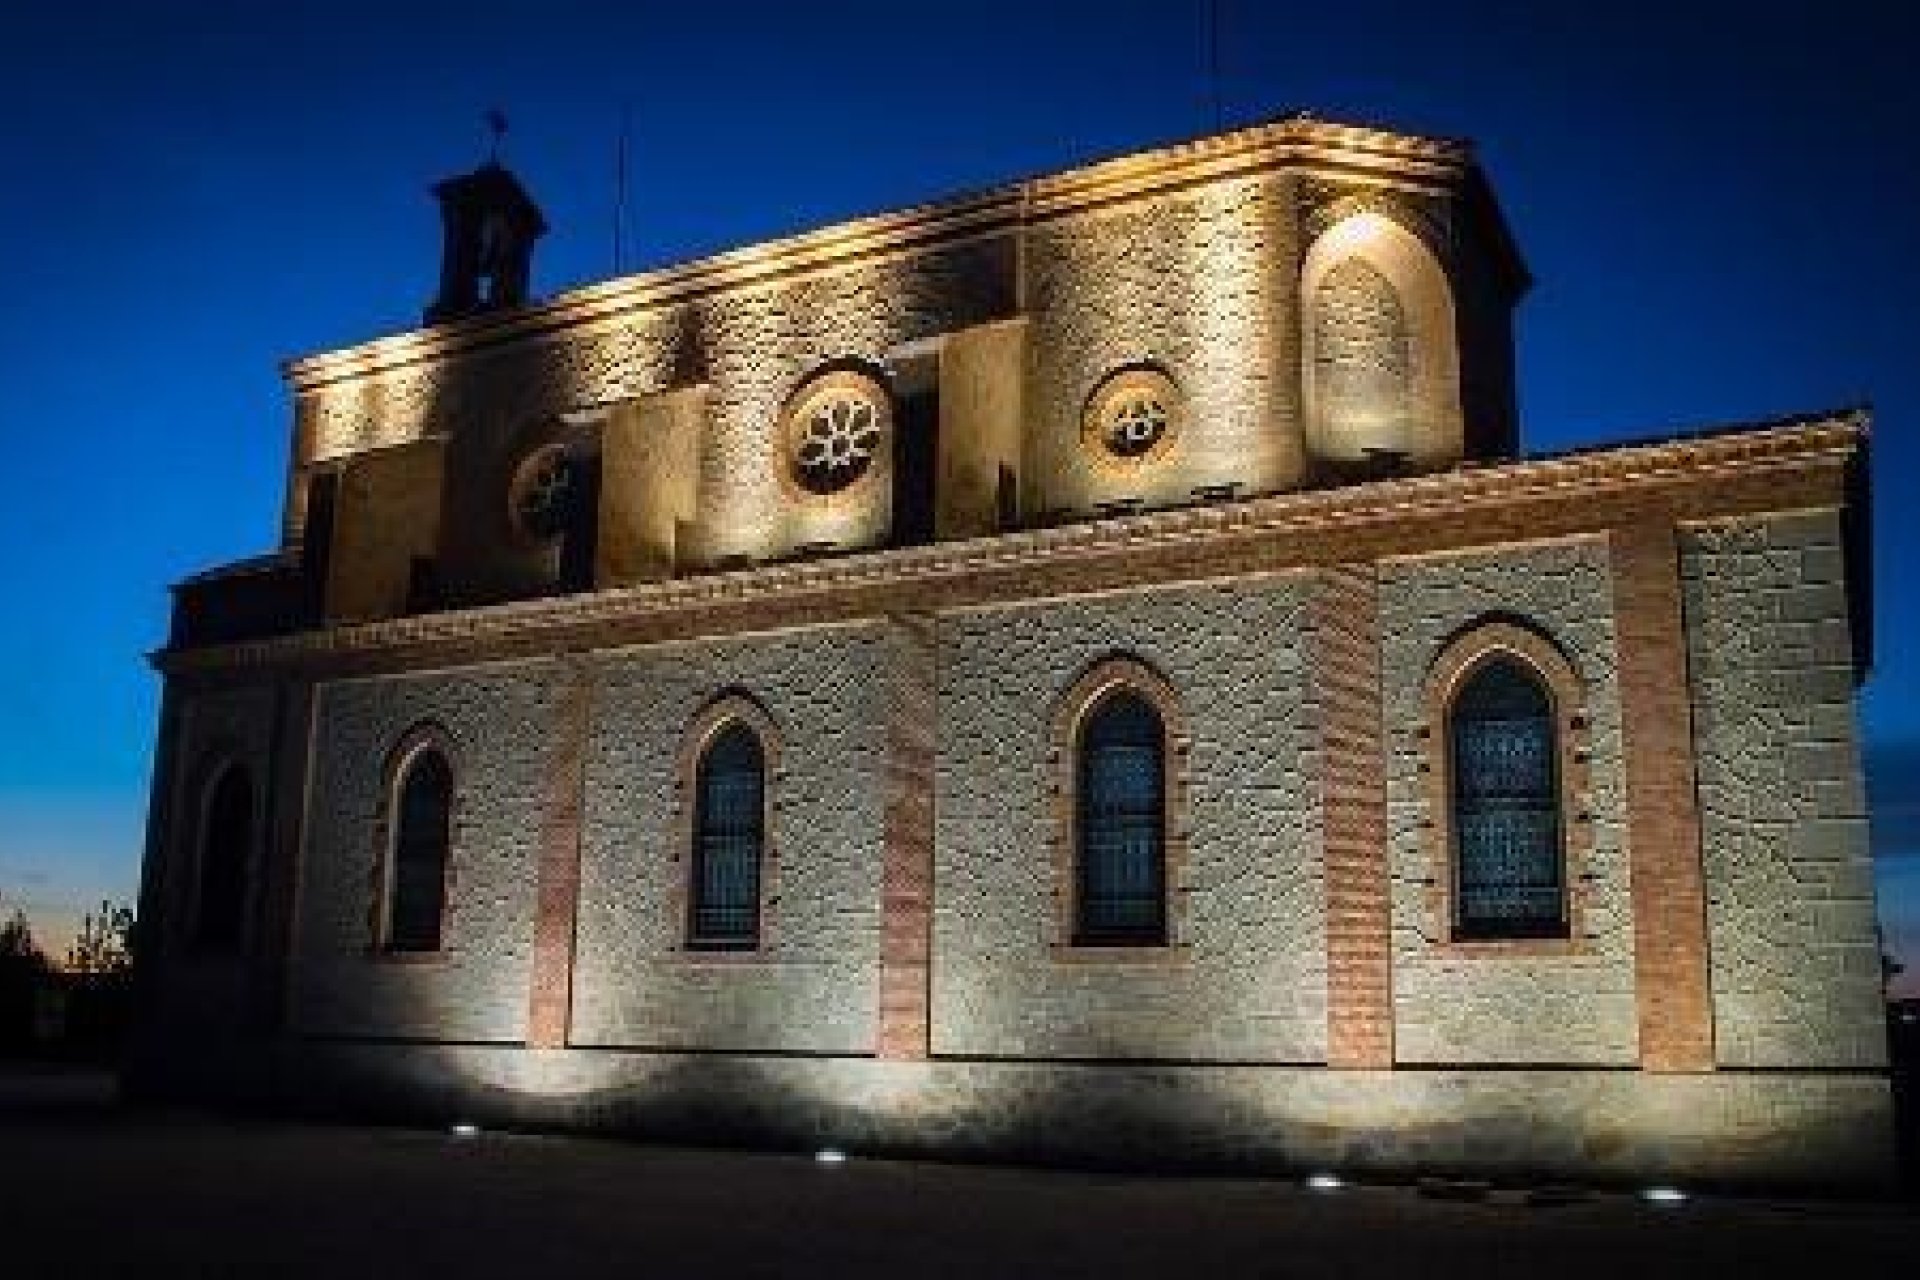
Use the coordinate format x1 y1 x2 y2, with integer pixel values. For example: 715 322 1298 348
4 1070 1916 1279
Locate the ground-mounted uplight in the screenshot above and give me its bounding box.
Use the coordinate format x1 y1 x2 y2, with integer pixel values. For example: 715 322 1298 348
1306 1173 1344 1192
1639 1186 1686 1206
450 1122 481 1139
814 1148 848 1166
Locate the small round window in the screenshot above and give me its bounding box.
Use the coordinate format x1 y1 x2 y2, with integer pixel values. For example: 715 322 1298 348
1083 367 1183 467
783 371 889 499
508 444 576 542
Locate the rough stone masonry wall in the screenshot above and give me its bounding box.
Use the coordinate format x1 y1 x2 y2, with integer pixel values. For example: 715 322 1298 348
933 579 1327 1062
292 662 567 1042
1379 537 1639 1066
1681 511 1886 1069
569 626 890 1054
284 1043 1897 1188
1023 174 1302 517
298 236 1014 568
151 683 281 1031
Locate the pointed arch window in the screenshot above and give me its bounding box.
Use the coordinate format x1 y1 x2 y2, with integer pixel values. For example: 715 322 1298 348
1075 690 1168 945
384 746 453 953
193 763 253 953
1449 658 1567 940
689 722 766 949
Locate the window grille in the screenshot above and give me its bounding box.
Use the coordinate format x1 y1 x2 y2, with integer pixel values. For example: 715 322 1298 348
1449 659 1566 939
1076 691 1167 944
690 723 764 948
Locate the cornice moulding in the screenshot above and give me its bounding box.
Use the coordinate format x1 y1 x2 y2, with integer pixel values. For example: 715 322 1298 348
154 417 1865 680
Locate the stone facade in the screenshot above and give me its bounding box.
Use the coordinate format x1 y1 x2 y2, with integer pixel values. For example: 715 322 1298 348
1380 537 1638 1066
571 629 891 1054
933 581 1326 1062
1682 511 1886 1070
135 116 1892 1188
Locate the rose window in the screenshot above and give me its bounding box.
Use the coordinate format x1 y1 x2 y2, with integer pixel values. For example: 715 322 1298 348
791 390 884 496
1105 394 1170 458
1083 367 1183 467
510 446 575 542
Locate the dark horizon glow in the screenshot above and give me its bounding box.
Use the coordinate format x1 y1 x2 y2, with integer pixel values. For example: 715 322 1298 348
1 0 1915 991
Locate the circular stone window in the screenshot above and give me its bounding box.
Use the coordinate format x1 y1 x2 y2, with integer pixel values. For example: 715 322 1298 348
507 444 576 542
783 372 890 499
1083 367 1183 467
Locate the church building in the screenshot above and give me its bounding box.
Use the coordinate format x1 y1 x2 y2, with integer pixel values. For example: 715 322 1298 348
134 114 1892 1186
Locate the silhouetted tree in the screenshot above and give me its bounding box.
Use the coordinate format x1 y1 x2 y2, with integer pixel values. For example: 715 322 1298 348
65 900 134 976
59 900 137 1060
0 907 50 1052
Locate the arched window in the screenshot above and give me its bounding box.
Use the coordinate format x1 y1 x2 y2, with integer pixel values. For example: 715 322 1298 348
688 722 765 949
1449 658 1567 939
384 746 453 953
193 763 253 953
1075 690 1167 945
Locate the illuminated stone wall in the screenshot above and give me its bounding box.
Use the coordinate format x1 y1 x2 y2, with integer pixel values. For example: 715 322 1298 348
290 662 567 1042
1020 175 1301 516
1379 537 1638 1066
931 580 1327 1061
285 1043 1897 1187
285 123 1508 593
297 236 1014 580
1681 511 1887 1069
569 627 890 1054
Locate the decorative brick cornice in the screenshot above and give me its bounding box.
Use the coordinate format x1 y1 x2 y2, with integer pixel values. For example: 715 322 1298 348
156 417 1865 684
283 116 1471 395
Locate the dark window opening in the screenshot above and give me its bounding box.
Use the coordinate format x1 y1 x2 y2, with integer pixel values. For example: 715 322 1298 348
689 723 765 949
1075 690 1167 945
891 385 938 547
193 765 253 953
386 748 453 953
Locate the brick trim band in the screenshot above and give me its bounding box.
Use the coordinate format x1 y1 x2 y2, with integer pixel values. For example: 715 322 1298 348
526 666 593 1049
1313 567 1394 1069
1611 522 1715 1072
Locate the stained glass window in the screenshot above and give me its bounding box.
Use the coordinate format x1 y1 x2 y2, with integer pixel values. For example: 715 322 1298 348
1076 690 1167 945
386 748 452 953
1449 659 1566 939
690 723 764 948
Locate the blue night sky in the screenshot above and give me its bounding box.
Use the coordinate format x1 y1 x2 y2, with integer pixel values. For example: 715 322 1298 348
1 1 1916 988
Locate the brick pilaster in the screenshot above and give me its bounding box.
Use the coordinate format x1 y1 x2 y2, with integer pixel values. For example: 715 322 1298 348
1612 521 1715 1072
526 663 593 1050
877 612 937 1060
1313 567 1395 1069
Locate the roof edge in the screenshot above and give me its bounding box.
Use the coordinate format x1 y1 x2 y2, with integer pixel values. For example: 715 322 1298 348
283 113 1475 393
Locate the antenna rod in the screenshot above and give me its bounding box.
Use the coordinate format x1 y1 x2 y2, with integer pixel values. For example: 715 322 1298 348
613 103 631 275
1205 0 1224 130
485 107 508 161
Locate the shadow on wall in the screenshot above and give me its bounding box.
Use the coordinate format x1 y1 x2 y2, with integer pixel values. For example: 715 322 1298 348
257 1040 1899 1192
1890 999 1919 1189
